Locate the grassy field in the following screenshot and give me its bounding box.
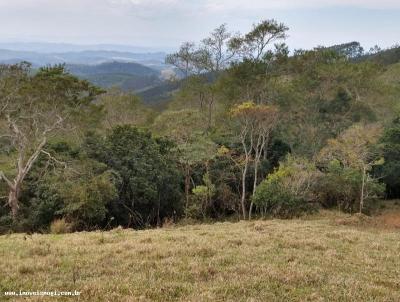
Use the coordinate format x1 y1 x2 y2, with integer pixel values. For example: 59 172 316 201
1 211 400 302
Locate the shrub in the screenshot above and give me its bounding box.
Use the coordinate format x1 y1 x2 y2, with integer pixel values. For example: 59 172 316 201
84 126 183 228
315 160 384 213
188 174 216 219
253 155 319 218
50 218 72 234
59 171 118 230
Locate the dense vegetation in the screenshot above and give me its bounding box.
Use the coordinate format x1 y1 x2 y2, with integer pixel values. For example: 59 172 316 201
1 19 400 233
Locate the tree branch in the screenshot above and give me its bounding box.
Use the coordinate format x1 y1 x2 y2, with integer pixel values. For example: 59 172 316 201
41 150 67 169
0 171 13 189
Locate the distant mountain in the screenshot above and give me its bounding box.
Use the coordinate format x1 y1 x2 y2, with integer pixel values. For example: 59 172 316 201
66 61 159 77
0 45 181 105
64 61 162 92
0 48 167 69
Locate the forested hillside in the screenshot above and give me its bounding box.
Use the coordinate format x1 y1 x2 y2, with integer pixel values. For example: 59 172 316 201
0 49 170 97
0 19 399 233
66 61 162 92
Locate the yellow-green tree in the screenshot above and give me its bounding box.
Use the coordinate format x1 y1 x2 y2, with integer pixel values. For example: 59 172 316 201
319 123 383 213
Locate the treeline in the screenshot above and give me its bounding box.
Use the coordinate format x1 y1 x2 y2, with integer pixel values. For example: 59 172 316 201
1 20 400 233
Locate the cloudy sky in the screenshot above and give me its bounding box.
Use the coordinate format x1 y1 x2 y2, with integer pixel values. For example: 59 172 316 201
0 0 398 51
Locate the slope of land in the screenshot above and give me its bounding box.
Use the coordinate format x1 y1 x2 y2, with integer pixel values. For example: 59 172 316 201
1 212 400 301
66 61 162 92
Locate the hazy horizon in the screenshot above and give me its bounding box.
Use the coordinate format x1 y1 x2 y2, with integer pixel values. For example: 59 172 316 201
0 0 399 52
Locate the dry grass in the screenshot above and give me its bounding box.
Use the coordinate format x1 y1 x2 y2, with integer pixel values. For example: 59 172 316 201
1 214 400 301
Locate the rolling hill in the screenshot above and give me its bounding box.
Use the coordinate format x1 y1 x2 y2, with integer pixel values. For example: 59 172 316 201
65 61 163 92
0 47 176 102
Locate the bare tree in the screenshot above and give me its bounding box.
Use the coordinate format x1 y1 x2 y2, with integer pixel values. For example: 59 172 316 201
249 105 279 219
165 42 200 77
230 101 279 219
0 64 101 219
200 24 239 72
166 24 240 77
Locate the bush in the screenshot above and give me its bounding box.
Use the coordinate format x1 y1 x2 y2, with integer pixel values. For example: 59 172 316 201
253 179 316 219
84 126 183 228
50 218 72 234
59 171 118 230
188 174 216 219
253 156 319 218
315 160 384 213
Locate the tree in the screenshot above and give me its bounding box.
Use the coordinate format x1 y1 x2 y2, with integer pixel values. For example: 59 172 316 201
329 41 364 59
171 76 218 130
230 101 279 219
166 24 239 77
84 126 182 228
315 159 383 212
191 173 216 219
0 64 101 219
318 123 383 213
165 42 201 77
152 110 216 216
200 24 238 73
234 19 288 61
98 90 154 129
59 171 118 230
377 117 400 198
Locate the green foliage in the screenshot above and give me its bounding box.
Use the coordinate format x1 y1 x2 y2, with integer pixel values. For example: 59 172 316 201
59 171 118 230
84 126 183 228
2 21 400 232
189 174 216 219
253 156 318 218
98 91 155 129
378 117 400 198
316 160 384 213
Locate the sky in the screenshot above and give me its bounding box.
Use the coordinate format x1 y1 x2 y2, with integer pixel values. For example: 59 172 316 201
0 0 399 51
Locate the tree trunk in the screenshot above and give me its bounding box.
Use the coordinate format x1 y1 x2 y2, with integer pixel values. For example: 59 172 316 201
207 96 214 130
184 165 190 218
360 165 366 214
241 162 248 220
249 134 268 220
249 163 258 220
8 185 20 220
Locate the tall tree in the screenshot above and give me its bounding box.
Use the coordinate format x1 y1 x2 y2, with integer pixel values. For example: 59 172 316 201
152 110 216 215
234 19 288 61
318 123 383 213
165 42 201 77
200 24 238 73
0 64 101 219
230 101 279 219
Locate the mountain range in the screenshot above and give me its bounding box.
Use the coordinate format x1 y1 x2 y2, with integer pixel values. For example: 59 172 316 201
0 43 178 103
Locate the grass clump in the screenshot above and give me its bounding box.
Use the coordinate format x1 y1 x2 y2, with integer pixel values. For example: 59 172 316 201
50 218 72 234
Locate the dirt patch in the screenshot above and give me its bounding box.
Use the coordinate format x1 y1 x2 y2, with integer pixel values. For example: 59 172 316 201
334 213 373 227
334 211 400 230
376 212 400 229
